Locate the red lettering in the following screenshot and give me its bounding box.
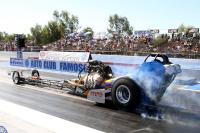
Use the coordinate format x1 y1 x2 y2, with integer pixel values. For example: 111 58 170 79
90 91 103 97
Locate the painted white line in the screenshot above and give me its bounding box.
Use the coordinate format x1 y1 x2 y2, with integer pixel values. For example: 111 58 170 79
0 111 53 133
176 85 200 93
0 99 104 133
178 88 200 93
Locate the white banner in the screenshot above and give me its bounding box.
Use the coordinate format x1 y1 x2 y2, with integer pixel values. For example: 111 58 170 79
168 29 178 33
150 29 160 34
189 28 199 33
39 51 91 62
134 30 151 36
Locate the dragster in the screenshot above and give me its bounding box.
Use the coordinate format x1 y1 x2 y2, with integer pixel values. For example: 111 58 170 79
11 54 181 111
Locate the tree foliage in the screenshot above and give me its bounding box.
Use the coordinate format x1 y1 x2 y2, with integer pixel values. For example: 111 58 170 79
82 27 94 38
2 10 198 49
107 14 133 37
178 24 194 33
178 24 195 38
152 35 168 47
0 32 14 42
31 24 43 45
0 32 3 41
30 10 79 46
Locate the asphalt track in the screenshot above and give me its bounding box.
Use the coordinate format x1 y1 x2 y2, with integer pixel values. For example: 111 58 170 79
0 67 199 133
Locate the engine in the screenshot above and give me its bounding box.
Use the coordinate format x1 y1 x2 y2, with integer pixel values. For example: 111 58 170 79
83 60 113 89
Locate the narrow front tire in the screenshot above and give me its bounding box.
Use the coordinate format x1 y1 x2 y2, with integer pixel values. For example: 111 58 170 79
12 71 20 84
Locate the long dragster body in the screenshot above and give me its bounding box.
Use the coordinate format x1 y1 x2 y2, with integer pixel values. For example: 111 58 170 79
11 54 181 111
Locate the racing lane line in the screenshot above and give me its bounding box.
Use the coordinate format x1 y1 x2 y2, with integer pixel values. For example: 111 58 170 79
176 85 200 93
177 87 200 93
0 99 104 133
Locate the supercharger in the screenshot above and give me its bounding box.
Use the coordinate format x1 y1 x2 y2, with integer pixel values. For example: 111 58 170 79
82 60 113 89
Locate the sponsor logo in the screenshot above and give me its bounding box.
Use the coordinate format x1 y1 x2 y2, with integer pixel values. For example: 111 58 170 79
10 58 23 66
87 89 105 103
39 51 46 57
90 91 103 97
25 59 29 67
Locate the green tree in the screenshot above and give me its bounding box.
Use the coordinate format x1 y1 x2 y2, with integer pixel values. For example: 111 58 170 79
0 32 3 41
178 24 194 33
60 11 79 35
3 32 14 42
26 34 32 41
53 10 66 38
178 24 195 38
30 10 79 45
107 14 133 37
68 15 79 33
59 11 69 36
82 27 94 38
30 24 42 45
48 20 62 42
53 10 60 21
152 35 168 47
41 25 51 44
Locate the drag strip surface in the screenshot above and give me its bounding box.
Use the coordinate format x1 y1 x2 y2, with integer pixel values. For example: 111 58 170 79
0 79 199 133
0 60 200 133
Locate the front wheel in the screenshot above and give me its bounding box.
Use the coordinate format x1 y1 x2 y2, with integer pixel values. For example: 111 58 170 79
32 70 40 78
111 78 140 109
12 71 20 84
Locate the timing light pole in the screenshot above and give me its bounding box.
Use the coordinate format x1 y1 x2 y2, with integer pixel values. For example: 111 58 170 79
14 34 25 59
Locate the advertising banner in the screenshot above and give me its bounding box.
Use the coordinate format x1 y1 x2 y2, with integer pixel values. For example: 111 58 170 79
39 51 91 62
189 28 199 33
10 58 87 73
168 29 178 33
134 30 152 36
150 29 160 34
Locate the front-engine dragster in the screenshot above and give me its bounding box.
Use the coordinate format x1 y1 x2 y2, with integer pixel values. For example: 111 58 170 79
11 54 181 110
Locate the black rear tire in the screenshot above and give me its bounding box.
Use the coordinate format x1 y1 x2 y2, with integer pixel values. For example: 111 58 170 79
112 78 140 109
12 71 20 84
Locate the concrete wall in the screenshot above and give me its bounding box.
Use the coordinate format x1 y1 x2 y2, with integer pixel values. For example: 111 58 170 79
2 51 200 69
0 51 39 60
2 51 200 77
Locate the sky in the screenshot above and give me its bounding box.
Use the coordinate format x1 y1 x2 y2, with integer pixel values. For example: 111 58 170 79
0 0 199 34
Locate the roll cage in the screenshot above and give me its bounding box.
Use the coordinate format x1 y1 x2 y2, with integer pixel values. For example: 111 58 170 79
144 53 172 65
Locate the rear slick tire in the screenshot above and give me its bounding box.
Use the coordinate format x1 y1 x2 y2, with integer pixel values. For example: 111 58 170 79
112 78 140 110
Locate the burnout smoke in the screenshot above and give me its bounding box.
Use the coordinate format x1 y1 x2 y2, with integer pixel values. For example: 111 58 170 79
158 70 200 127
136 61 166 103
161 68 200 113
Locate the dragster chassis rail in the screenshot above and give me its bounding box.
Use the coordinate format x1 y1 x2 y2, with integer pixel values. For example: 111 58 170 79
22 77 83 91
10 69 80 91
